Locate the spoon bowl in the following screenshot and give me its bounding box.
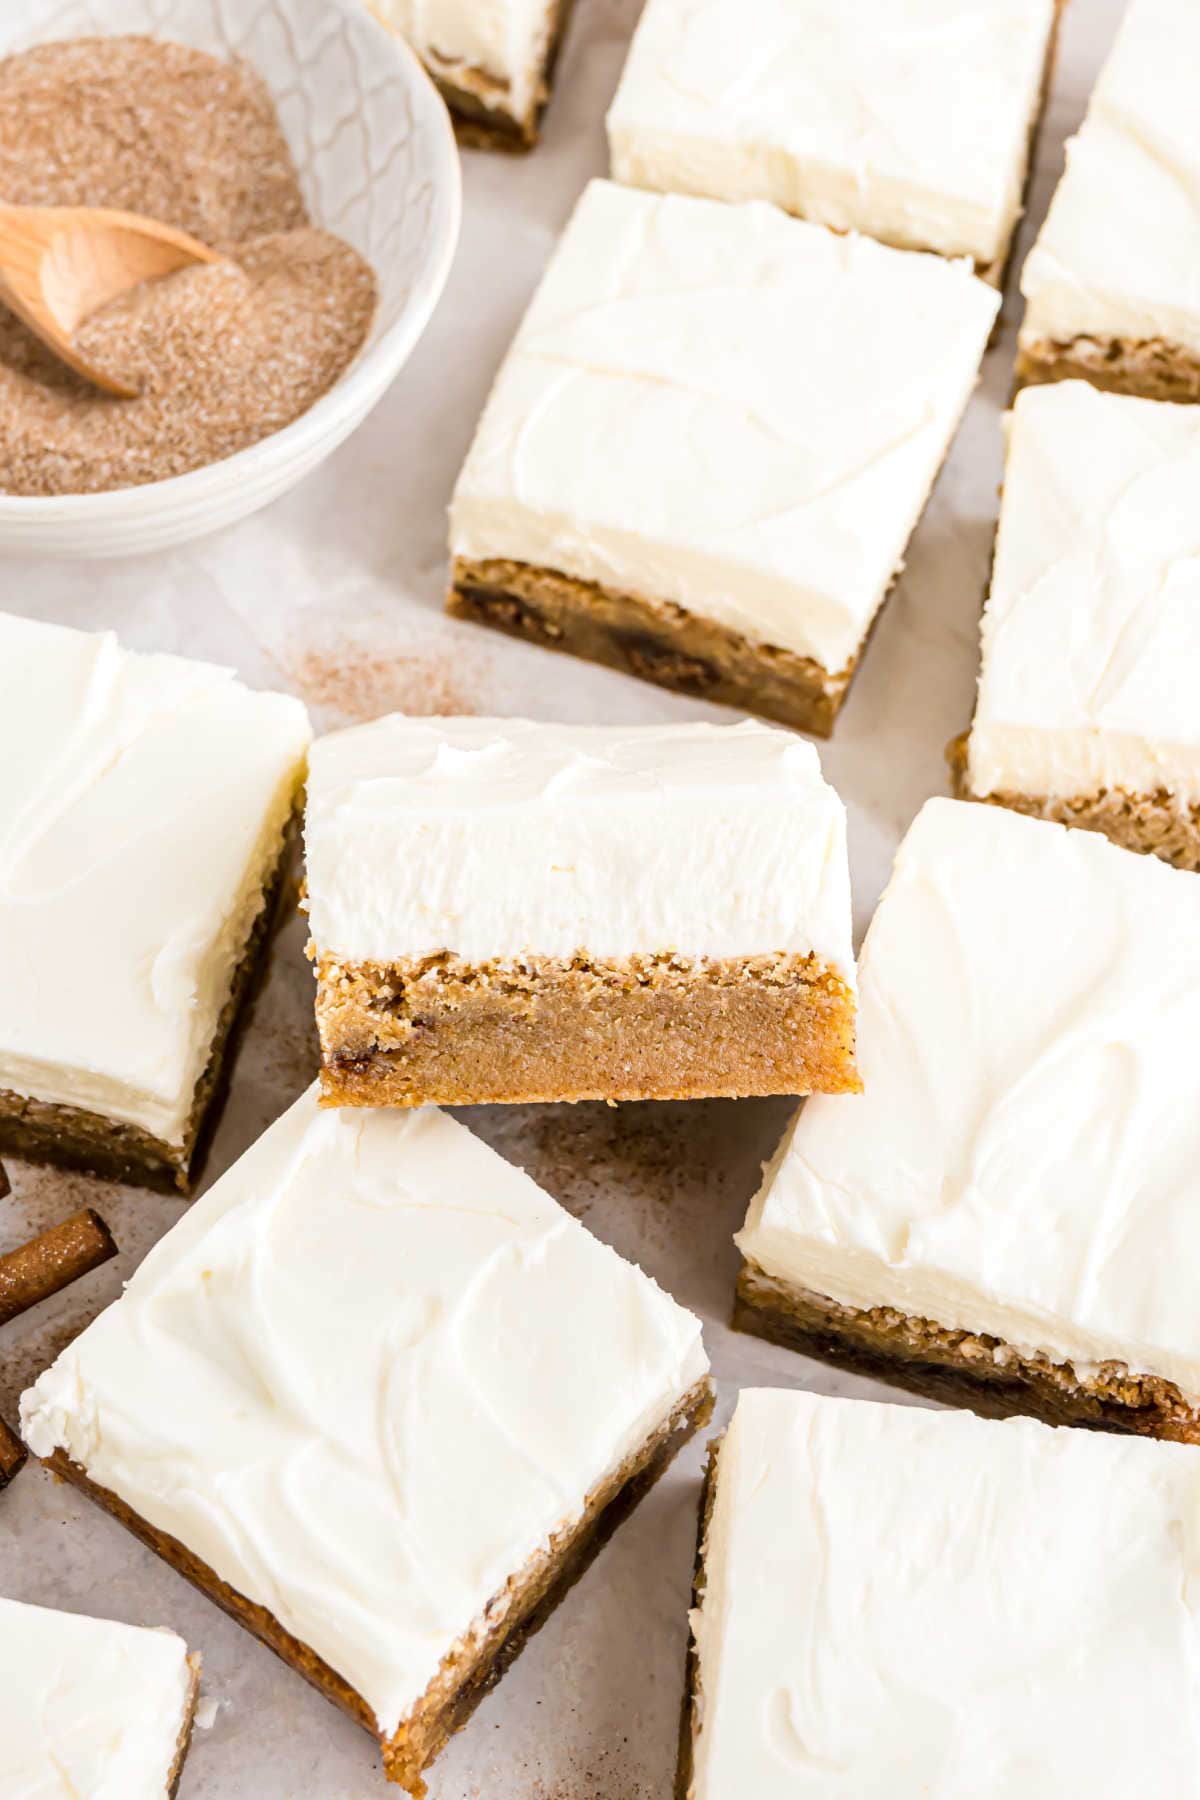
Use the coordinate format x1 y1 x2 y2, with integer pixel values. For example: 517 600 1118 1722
0 204 222 397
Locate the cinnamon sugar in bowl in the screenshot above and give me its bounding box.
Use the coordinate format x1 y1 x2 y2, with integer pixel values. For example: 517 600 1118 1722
0 0 460 555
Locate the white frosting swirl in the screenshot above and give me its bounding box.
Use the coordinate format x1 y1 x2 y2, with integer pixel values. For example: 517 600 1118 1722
968 383 1200 805
305 714 855 971
22 1088 708 1736
0 1596 192 1800
451 181 998 675
738 799 1200 1398
691 1390 1200 1798
608 0 1058 269
1021 0 1200 359
0 613 311 1144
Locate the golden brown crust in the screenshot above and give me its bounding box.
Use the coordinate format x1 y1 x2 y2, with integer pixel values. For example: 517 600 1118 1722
314 948 860 1107
674 1439 721 1800
0 816 300 1195
947 732 1200 871
1015 333 1200 404
44 1376 714 1797
168 1655 203 1800
447 557 858 738
734 1260 1200 1443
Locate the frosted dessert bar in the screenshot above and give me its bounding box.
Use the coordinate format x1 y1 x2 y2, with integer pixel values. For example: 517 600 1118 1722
736 798 1200 1442
370 0 574 148
21 1086 710 1798
448 181 999 735
304 715 858 1107
954 383 1200 870
680 1390 1200 1799
608 0 1061 280
0 613 311 1193
1019 0 1200 401
0 1596 199 1798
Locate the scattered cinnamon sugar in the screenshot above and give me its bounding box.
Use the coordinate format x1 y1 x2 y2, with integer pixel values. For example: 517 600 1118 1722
288 638 481 730
0 36 378 496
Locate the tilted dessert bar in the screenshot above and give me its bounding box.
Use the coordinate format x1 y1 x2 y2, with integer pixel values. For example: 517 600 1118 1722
1018 0 1200 401
369 0 573 148
608 0 1061 280
0 1596 199 1797
681 1390 1200 1799
0 613 311 1193
954 382 1200 870
449 181 999 734
21 1086 711 1797
736 798 1200 1442
305 715 858 1108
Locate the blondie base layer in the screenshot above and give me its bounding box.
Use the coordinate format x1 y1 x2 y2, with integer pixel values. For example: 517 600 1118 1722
1014 336 1200 404
316 948 859 1108
674 1439 719 1800
306 716 858 1108
948 735 1200 872
733 1261 1200 1444
44 1381 711 1798
0 822 298 1194
448 557 859 737
169 1661 202 1799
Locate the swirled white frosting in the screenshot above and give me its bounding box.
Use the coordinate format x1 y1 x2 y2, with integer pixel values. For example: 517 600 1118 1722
0 1596 193 1800
21 1087 708 1737
690 1390 1200 1799
370 0 557 122
0 613 310 1145
608 0 1057 271
1020 0 1200 359
737 798 1200 1397
304 714 855 973
450 181 998 675
967 383 1200 805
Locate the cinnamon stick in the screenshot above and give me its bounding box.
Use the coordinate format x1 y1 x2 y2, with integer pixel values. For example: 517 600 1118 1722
0 1209 118 1328
0 1414 25 1489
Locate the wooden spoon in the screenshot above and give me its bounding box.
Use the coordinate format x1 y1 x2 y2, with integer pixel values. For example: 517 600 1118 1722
0 204 223 398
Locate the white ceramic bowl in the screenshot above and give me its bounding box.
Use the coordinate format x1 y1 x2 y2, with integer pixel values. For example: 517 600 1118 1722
0 0 461 556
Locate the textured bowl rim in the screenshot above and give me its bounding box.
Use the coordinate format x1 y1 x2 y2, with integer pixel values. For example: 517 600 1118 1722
0 0 462 520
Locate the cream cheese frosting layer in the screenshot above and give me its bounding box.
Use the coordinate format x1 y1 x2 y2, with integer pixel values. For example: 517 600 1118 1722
737 798 1200 1398
0 1596 192 1800
607 0 1057 270
1020 0 1200 359
0 613 311 1145
450 181 998 675
967 383 1200 804
304 714 854 971
691 1390 1200 1799
370 0 556 120
21 1086 708 1737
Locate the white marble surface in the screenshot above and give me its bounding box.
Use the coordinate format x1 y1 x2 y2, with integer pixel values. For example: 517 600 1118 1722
0 2 1123 1795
